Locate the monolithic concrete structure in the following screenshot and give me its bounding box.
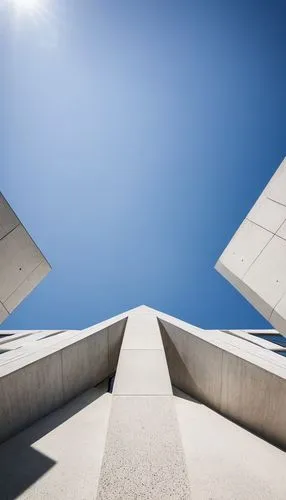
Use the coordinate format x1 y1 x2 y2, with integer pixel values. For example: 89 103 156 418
216 157 286 335
1 160 286 499
0 192 51 323
1 307 286 499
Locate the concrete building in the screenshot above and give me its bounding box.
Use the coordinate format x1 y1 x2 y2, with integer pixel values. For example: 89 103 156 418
216 157 286 335
1 163 286 499
0 193 51 324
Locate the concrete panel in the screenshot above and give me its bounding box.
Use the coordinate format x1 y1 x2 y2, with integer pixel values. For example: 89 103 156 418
96 396 190 499
216 158 286 335
113 349 172 395
158 314 286 449
0 303 8 323
160 320 223 410
277 220 286 239
175 388 286 500
244 235 286 312
220 350 286 447
217 219 273 279
4 260 51 313
62 329 109 402
215 259 274 318
267 162 286 206
0 351 64 443
0 193 51 325
0 193 19 240
107 319 127 373
121 309 164 350
247 196 286 233
0 225 44 302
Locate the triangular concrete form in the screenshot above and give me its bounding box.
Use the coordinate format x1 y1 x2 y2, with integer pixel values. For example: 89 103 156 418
1 306 286 498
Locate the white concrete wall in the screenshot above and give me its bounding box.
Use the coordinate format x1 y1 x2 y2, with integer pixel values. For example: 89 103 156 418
0 316 127 443
159 315 286 449
0 193 51 323
215 158 286 336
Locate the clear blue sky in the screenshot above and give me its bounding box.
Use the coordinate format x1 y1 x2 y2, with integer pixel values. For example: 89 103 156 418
1 0 285 330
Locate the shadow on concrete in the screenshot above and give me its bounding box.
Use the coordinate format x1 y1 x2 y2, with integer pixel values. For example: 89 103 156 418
158 319 202 403
0 381 107 500
172 385 201 403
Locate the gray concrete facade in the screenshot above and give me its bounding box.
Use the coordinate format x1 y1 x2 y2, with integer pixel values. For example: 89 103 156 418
0 315 127 443
216 157 286 335
158 311 286 449
0 193 51 324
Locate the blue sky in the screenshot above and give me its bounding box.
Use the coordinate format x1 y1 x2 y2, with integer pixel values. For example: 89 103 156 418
1 0 285 330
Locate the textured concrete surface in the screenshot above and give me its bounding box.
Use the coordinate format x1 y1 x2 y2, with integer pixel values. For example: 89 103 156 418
174 387 286 500
216 157 286 335
221 328 286 351
0 317 127 443
0 193 51 323
159 314 286 449
113 348 172 395
97 307 191 499
0 382 111 499
97 396 190 500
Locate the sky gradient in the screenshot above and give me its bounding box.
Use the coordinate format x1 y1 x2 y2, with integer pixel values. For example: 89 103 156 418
1 0 286 330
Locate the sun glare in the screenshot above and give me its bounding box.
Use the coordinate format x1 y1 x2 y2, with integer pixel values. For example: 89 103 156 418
12 0 43 14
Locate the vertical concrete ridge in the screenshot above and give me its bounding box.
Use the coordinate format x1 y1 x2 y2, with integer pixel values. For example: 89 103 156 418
96 308 191 499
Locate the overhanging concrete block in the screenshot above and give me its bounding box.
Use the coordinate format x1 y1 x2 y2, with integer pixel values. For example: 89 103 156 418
216 158 286 335
0 193 51 323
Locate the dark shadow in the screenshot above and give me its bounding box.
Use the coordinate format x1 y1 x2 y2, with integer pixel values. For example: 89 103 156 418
0 381 108 500
158 319 202 404
172 384 201 403
158 319 286 452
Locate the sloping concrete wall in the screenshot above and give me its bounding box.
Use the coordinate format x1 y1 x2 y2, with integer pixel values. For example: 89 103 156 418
159 315 286 449
0 315 127 443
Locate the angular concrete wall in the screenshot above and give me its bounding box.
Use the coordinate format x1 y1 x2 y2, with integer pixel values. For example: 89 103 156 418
0 315 127 443
159 314 286 449
0 193 51 324
215 158 286 335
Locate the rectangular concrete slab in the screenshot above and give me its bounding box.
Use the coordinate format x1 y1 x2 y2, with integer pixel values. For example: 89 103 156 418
113 349 172 395
247 196 286 233
4 260 51 313
217 219 273 280
244 235 286 311
96 396 190 499
216 158 286 336
121 310 164 350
